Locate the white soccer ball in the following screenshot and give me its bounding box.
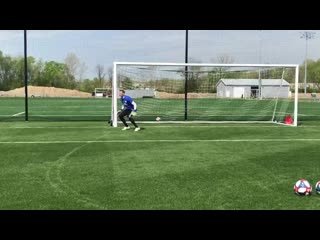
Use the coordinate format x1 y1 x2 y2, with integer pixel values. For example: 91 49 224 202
156 117 161 121
294 179 312 196
315 181 320 194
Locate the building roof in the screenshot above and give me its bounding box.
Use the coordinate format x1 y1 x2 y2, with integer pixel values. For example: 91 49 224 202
217 79 290 86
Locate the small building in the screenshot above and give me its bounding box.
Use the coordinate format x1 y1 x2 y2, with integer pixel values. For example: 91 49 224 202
216 79 290 98
124 89 155 98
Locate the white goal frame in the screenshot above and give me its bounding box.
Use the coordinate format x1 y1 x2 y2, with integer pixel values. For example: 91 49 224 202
112 62 299 127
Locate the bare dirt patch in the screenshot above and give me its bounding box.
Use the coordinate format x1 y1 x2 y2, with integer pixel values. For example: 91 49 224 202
0 86 92 98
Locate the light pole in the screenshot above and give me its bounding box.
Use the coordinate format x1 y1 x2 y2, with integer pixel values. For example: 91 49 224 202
258 30 263 99
185 30 188 121
300 31 315 96
24 30 28 121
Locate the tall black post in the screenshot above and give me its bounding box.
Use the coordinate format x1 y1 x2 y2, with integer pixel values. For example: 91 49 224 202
24 30 28 121
184 30 188 121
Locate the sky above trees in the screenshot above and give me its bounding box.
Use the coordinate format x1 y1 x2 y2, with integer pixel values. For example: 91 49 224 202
1 30 320 79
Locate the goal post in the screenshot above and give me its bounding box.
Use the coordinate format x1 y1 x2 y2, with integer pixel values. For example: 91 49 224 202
112 62 299 127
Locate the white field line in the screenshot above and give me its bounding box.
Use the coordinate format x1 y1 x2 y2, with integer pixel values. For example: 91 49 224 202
1 139 320 144
12 111 25 116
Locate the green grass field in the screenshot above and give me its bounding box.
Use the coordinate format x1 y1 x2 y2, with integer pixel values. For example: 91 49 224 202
1 97 320 209
1 120 320 209
2 96 320 122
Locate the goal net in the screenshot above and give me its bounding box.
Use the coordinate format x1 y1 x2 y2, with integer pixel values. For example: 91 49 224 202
111 62 299 127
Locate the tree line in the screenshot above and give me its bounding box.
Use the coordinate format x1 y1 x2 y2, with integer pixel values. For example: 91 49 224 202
1 51 320 94
0 51 112 93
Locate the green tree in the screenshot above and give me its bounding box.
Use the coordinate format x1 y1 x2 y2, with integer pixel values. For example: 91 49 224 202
120 76 134 89
96 64 106 88
79 79 95 93
30 59 44 86
42 61 68 88
0 52 15 91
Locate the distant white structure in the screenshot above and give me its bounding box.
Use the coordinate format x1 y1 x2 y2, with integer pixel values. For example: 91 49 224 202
122 89 155 98
94 88 111 98
216 79 290 98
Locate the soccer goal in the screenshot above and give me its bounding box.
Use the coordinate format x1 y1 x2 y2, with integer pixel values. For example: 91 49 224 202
111 62 299 127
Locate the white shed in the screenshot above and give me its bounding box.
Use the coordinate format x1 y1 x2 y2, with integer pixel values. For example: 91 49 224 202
216 79 290 98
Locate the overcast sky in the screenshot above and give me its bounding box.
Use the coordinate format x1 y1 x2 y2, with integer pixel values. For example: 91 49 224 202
1 30 320 79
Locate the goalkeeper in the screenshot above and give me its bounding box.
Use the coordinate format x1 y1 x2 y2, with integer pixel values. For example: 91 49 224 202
118 89 140 131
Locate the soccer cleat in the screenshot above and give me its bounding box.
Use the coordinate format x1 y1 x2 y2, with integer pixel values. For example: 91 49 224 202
134 127 141 132
122 127 130 130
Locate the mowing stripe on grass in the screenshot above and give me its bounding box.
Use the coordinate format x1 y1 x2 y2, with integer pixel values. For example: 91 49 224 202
1 139 320 144
46 142 106 209
1 125 320 129
0 122 302 129
0 126 281 129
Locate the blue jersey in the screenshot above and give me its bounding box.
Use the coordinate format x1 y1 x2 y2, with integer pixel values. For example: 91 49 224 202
121 95 136 110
